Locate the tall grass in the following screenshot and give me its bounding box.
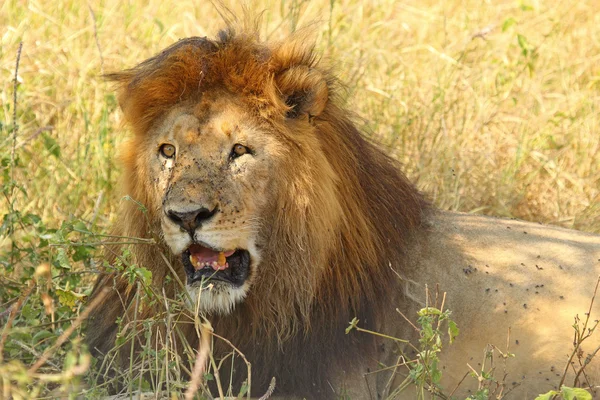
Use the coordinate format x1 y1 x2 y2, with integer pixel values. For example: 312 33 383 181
0 0 599 398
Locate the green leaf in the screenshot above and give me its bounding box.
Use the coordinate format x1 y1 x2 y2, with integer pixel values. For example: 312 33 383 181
467 388 489 400
502 17 516 32
136 267 152 285
56 288 86 308
203 372 214 381
534 391 558 400
72 220 91 234
72 245 92 262
140 379 151 391
237 381 249 396
41 132 61 158
448 320 460 343
20 303 39 322
22 213 41 226
56 248 71 269
153 18 165 33
32 330 55 344
561 386 592 400
520 2 534 11
430 359 442 384
517 34 530 56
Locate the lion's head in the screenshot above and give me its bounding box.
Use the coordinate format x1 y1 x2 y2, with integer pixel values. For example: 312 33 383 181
89 28 427 395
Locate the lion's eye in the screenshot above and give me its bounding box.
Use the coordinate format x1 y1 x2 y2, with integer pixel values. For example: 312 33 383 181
230 143 250 160
159 144 176 158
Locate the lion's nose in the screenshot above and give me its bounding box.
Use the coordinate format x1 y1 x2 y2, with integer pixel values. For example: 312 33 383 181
166 206 218 233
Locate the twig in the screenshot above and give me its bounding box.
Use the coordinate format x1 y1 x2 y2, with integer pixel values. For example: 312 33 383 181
184 321 212 400
51 241 155 247
87 3 105 73
206 335 226 399
7 42 24 268
90 189 104 228
210 331 253 398
11 339 61 370
573 344 600 388
447 371 470 398
352 325 416 350
0 280 35 362
466 363 479 378
258 377 276 400
395 308 420 332
160 253 188 293
558 275 600 389
15 125 53 151
363 357 416 376
10 42 23 199
436 291 447 331
471 25 495 40
161 287 172 393
495 327 513 398
28 287 110 374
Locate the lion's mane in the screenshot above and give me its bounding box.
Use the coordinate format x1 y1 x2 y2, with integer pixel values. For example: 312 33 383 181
87 28 427 397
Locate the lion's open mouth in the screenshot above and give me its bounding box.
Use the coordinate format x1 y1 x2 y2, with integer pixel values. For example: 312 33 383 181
182 243 250 287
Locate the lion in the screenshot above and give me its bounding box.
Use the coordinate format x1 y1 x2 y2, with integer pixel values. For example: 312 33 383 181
86 27 600 399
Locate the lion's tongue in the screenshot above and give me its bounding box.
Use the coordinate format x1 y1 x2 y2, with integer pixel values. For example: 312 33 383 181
189 244 235 271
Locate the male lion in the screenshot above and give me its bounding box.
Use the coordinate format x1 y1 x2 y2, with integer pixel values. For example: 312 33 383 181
87 28 600 399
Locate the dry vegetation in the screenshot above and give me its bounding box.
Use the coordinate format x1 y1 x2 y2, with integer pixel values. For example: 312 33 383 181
1 0 599 398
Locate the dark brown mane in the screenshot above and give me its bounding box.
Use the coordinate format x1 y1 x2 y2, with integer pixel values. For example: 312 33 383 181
87 27 428 398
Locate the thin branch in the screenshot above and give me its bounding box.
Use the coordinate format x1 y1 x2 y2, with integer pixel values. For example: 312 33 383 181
447 371 471 398
395 308 420 332
87 3 105 73
7 42 24 268
184 322 212 400
10 42 23 199
210 330 253 398
15 125 53 151
558 275 600 389
11 339 61 370
258 377 276 400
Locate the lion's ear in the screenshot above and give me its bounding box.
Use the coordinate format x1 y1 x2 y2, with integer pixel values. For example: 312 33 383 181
275 66 329 119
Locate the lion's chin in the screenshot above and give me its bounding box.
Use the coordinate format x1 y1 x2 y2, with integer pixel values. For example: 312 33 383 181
185 283 248 315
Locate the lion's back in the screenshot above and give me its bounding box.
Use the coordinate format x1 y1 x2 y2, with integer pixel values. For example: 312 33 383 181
397 211 600 398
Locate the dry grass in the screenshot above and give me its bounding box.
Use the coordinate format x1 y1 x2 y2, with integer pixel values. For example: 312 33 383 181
2 0 599 232
1 0 599 398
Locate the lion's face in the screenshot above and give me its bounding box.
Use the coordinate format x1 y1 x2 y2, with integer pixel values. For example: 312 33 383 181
145 93 281 314
111 35 346 319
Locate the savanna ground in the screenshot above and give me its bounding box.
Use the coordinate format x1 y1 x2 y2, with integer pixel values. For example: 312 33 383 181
1 0 599 398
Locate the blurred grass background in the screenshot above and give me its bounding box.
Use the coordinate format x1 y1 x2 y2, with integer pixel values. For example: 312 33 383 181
2 0 600 233
0 0 599 397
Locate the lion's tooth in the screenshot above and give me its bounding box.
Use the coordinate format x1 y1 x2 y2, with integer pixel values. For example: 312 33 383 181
212 261 228 271
217 252 226 266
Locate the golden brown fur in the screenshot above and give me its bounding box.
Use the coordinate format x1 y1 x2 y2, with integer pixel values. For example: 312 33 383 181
87 27 600 399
